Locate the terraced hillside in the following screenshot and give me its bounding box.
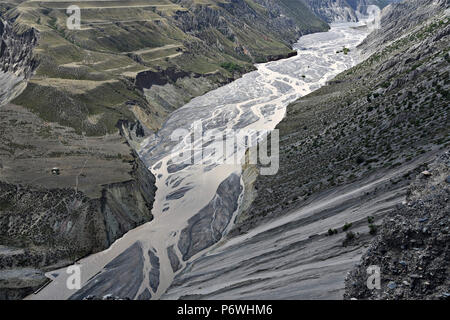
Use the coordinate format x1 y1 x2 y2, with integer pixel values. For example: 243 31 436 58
2 0 328 134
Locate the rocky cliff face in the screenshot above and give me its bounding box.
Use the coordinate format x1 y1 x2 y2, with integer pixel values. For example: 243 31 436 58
345 153 449 300
303 0 359 22
173 0 329 46
0 152 156 299
0 17 38 105
302 0 395 22
360 0 449 55
0 18 38 77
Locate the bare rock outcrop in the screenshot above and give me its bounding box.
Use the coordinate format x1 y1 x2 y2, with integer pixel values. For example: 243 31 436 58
345 153 450 300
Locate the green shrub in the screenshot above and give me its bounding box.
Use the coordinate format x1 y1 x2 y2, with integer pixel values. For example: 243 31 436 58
356 155 365 164
328 228 338 236
343 222 353 231
342 231 356 247
220 62 242 73
369 224 378 235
